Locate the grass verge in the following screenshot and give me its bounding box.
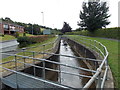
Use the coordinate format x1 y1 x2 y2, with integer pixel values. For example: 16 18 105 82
0 35 16 41
0 33 34 42
19 33 34 37
2 36 57 63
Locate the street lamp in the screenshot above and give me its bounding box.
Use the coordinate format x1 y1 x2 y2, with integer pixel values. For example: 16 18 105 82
41 12 44 26
32 24 33 35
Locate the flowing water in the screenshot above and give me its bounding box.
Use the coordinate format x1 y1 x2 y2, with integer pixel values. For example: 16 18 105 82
59 40 84 88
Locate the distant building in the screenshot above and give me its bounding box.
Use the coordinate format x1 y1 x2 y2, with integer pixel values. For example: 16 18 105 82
43 29 51 35
0 21 24 35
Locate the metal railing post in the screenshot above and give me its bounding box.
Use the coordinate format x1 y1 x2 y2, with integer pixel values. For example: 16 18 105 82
94 40 96 51
15 55 17 72
43 45 45 59
42 45 45 79
97 73 101 88
105 57 108 80
85 49 86 58
58 64 61 83
99 43 101 56
22 48 26 69
32 51 36 76
15 55 19 89
43 59 46 80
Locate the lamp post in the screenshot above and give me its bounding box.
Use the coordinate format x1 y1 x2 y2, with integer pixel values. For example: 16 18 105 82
32 24 33 35
41 12 44 26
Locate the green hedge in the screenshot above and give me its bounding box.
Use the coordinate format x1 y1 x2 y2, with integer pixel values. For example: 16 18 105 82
17 36 32 47
17 35 55 48
66 27 120 39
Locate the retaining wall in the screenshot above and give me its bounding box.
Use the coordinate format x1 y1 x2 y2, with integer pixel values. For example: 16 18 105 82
63 37 99 70
20 38 61 81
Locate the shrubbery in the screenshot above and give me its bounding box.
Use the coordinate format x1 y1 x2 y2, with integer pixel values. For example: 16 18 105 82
66 27 120 40
0 34 4 37
17 35 55 48
14 32 19 38
17 36 31 47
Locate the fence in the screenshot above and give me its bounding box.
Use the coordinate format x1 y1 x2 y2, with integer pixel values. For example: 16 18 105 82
1 35 109 89
66 36 109 88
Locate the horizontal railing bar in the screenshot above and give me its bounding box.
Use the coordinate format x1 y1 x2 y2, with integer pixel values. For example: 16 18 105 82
2 36 109 88
5 50 102 62
17 61 43 69
1 53 96 73
94 45 105 57
83 55 108 88
35 58 96 73
16 61 92 78
37 52 102 62
0 66 73 89
71 37 105 58
61 71 92 78
65 36 109 88
0 60 15 65
21 37 59 50
83 67 101 88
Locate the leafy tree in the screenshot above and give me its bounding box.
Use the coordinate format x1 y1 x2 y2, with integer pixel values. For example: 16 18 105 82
61 22 72 33
24 23 32 34
78 0 110 32
5 17 14 23
33 24 41 35
24 24 41 35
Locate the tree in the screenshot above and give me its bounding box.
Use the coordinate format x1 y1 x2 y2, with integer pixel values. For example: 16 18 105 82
4 17 14 23
61 22 72 33
33 24 41 35
78 0 110 32
24 24 41 35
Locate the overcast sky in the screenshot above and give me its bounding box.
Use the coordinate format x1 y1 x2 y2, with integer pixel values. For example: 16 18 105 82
0 0 119 29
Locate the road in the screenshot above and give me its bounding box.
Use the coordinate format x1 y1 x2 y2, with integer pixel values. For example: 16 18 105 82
0 40 19 58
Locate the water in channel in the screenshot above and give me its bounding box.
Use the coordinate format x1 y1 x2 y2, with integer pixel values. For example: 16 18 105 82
59 40 83 88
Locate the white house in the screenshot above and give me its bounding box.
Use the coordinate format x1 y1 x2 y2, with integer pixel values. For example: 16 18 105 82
43 29 51 35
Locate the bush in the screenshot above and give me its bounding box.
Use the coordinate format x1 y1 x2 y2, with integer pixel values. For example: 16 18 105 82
17 35 55 48
14 32 19 38
1 34 4 37
17 36 31 47
23 32 26 37
28 35 54 43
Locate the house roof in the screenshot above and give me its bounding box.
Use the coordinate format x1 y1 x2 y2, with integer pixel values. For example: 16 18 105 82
0 20 24 28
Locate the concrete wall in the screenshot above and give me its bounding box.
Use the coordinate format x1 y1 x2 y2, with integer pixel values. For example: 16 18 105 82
20 38 61 82
64 37 99 71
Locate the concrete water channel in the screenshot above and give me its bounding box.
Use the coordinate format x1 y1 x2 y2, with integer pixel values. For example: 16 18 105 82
1 36 111 89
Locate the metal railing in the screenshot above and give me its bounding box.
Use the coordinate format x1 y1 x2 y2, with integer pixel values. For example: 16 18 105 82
1 35 109 89
66 36 109 89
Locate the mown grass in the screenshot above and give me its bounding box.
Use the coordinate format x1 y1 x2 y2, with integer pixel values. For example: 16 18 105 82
0 33 34 42
19 33 34 37
67 35 119 88
2 36 57 63
0 35 16 41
